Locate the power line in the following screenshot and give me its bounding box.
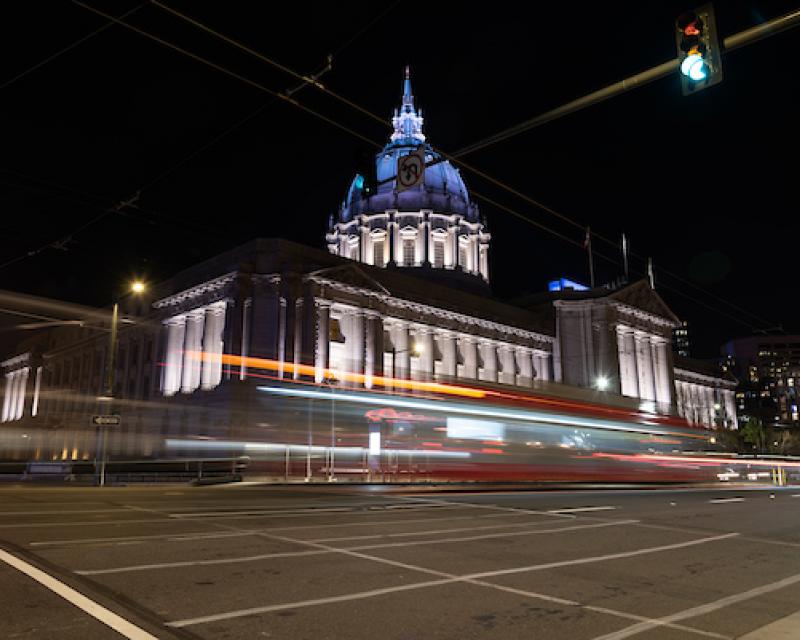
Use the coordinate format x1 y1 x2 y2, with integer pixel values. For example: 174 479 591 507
69 2 776 332
1 3 145 90
148 1 782 332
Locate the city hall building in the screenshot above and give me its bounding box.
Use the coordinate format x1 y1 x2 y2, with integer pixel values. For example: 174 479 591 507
0 71 737 463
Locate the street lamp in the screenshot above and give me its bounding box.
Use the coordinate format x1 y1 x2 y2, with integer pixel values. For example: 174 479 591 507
594 375 609 391
98 280 146 487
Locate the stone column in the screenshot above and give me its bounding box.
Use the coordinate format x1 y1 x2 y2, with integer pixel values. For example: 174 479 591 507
182 310 204 393
417 327 435 380
536 352 551 382
633 333 654 401
617 327 638 398
481 341 497 383
462 337 478 379
163 317 185 396
498 346 516 385
201 302 226 390
1 373 12 422
724 389 738 429
440 332 458 379
517 349 533 386
346 309 365 379
364 311 383 388
389 320 410 379
651 339 671 406
314 300 331 383
11 368 27 420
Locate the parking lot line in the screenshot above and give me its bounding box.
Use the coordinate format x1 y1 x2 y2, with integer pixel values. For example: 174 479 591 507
0 548 160 640
739 609 800 639
709 498 745 504
29 509 545 548
167 523 733 637
548 506 618 514
589 571 800 640
75 519 636 576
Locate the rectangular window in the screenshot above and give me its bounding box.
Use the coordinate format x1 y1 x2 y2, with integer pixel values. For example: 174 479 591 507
433 240 445 268
373 241 384 266
403 238 415 266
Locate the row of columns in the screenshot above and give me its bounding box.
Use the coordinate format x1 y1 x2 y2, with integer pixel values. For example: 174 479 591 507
675 379 736 428
320 305 550 389
616 326 671 405
1 367 29 422
331 215 489 280
162 301 226 396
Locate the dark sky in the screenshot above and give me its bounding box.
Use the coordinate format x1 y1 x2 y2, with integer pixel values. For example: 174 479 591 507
1 1 798 358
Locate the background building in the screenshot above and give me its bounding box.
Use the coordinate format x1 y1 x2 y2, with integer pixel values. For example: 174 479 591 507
673 321 691 357
722 335 800 427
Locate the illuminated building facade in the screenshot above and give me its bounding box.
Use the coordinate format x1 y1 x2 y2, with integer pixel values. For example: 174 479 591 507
0 70 740 464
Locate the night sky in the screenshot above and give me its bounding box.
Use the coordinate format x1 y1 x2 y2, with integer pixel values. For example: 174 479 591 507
2 1 798 358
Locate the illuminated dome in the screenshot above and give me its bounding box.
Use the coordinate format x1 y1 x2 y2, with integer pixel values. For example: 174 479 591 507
327 67 490 282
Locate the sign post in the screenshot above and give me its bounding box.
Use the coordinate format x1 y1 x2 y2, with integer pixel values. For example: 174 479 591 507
92 415 121 486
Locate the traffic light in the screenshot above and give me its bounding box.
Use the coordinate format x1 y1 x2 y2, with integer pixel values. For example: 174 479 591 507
675 4 722 95
353 149 378 197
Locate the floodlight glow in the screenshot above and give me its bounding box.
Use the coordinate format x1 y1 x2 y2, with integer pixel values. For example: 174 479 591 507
681 54 707 81
595 376 609 391
131 281 146 294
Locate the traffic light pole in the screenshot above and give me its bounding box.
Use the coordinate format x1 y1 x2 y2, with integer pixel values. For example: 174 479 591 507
451 7 800 159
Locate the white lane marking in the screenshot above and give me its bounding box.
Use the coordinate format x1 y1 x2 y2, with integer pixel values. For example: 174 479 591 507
78 549 330 575
29 510 542 547
309 516 571 543
166 504 459 519
739 609 800 639
168 524 731 637
709 498 745 504
388 495 578 519
0 548 160 640
791 494 800 498
462 532 739 581
548 506 617 514
590 570 800 640
0 508 140 516
0 518 174 529
9 505 464 531
76 520 636 576
168 577 457 626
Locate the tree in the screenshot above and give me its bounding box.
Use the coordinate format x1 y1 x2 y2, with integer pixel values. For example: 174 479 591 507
740 417 766 454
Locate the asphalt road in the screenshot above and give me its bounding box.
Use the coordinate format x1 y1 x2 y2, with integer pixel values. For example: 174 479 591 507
1 483 799 640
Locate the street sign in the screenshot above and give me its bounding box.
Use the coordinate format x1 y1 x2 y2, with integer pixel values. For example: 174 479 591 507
92 414 121 426
396 147 425 192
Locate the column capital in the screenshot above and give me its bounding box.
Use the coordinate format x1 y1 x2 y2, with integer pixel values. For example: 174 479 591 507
314 298 333 309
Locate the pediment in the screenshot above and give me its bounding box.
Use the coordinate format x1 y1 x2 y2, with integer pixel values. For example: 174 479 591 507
609 279 680 324
307 264 390 295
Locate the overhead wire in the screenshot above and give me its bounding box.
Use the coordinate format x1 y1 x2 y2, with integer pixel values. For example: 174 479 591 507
1 2 396 273
1 3 145 90
69 1 771 332
147 0 780 332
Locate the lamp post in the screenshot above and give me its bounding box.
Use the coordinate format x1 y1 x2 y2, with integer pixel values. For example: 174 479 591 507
98 280 146 487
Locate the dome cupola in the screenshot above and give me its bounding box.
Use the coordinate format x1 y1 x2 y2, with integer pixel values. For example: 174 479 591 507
326 67 490 282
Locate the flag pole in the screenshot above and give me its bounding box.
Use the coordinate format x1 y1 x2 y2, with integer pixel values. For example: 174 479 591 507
586 226 595 288
621 233 629 281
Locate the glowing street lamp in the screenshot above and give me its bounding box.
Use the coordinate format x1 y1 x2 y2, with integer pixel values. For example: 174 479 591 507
594 375 609 391
99 280 146 487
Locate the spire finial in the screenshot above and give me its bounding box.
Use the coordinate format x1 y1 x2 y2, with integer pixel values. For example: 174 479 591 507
402 65 413 107
390 66 425 144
